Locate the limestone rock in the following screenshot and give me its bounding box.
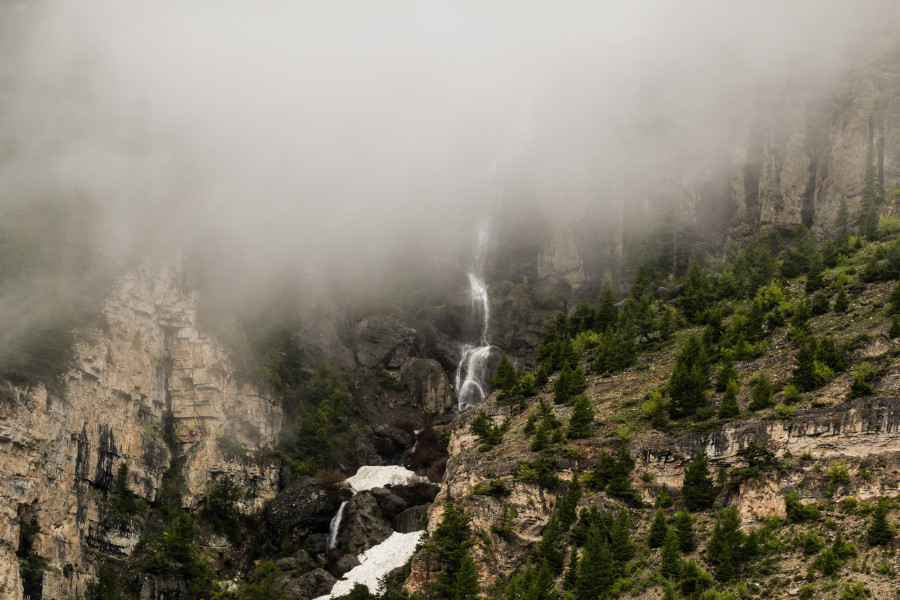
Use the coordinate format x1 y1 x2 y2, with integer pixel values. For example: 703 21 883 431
399 358 456 416
392 505 429 533
355 314 417 368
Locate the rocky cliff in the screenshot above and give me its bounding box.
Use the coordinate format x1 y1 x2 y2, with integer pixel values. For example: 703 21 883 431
0 258 283 600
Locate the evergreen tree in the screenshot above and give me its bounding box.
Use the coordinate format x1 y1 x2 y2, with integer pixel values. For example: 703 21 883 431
621 266 657 342
682 447 715 511
595 289 618 332
867 501 895 546
792 337 818 392
593 329 637 375
660 527 681 580
566 395 595 439
648 508 668 548
718 378 740 419
568 365 587 397
706 507 746 583
714 360 738 393
531 513 564 575
553 364 572 405
682 262 712 324
430 503 476 600
609 509 636 565
575 523 614 600
452 554 480 600
559 472 582 530
667 334 709 419
568 302 596 337
860 147 882 239
659 306 677 341
673 510 695 553
833 286 850 313
531 421 550 452
748 372 773 411
836 195 850 236
656 483 674 508
679 560 711 598
520 374 538 397
491 354 518 392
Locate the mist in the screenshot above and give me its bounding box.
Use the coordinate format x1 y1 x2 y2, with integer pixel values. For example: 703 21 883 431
2 0 899 336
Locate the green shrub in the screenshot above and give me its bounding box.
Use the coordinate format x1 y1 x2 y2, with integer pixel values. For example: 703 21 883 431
785 490 821 522
774 404 796 419
513 456 560 490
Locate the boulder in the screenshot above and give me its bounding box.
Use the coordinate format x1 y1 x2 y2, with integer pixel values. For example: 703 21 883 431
337 490 394 554
284 568 337 599
355 314 416 368
328 553 361 577
399 358 456 416
371 423 413 449
266 476 334 534
368 487 409 517
392 505 429 533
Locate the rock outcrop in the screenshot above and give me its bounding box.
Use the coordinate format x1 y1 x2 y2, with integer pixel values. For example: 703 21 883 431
0 258 282 600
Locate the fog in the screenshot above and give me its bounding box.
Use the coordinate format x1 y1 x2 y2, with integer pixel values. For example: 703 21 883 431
1 0 898 334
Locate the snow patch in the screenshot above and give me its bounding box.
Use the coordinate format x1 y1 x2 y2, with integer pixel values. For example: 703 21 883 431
314 530 425 600
343 465 427 493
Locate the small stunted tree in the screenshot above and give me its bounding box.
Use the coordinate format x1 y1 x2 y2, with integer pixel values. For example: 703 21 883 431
682 447 715 511
567 395 595 439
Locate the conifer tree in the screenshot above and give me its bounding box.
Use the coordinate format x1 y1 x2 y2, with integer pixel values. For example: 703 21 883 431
595 289 618 332
659 306 677 341
520 374 538 397
609 509 636 565
553 364 572 405
836 195 850 236
430 503 476 600
660 527 681 580
718 378 740 419
682 447 715 511
793 338 818 391
648 508 668 548
575 523 614 600
706 507 746 583
682 262 712 324
568 365 587 397
453 555 481 600
491 354 518 392
748 372 773 411
566 396 594 439
656 483 674 508
673 510 695 553
531 513 564 575
714 360 738 393
531 421 550 452
833 287 850 313
667 334 709 419
559 472 582 530
867 501 895 546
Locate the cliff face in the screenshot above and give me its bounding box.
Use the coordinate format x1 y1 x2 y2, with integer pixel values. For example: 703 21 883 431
0 258 282 600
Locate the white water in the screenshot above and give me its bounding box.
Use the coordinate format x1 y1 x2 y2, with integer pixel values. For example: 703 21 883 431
314 530 425 600
327 501 347 551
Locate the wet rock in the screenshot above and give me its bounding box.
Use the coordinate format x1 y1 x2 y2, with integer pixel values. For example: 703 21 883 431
355 314 416 368
371 423 414 449
266 476 334 534
399 358 456 416
338 490 394 554
392 505 429 533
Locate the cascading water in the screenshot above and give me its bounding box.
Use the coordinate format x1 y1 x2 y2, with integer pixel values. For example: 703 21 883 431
454 109 531 411
327 501 347 550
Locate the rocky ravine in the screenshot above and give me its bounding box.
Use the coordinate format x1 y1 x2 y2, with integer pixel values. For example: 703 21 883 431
0 258 283 600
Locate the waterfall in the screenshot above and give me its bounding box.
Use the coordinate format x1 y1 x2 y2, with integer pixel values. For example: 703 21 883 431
453 108 531 412
327 501 347 551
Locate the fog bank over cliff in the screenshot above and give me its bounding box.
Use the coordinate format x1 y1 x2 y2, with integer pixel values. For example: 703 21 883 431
1 0 899 296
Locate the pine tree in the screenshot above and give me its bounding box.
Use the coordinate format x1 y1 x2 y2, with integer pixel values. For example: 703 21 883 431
706 507 746 583
714 360 738 393
452 554 481 600
793 338 818 392
667 334 709 419
660 527 681 580
719 378 740 419
833 287 850 313
430 503 475 600
836 195 849 236
559 472 582 530
531 513 564 575
491 354 518 392
673 510 695 553
554 364 572 405
867 501 895 546
568 365 587 397
520 374 538 396
682 447 715 511
659 306 677 341
748 372 773 411
595 289 618 332
609 509 636 565
648 508 668 548
682 262 712 324
656 483 674 508
566 396 594 439
531 421 550 452
575 523 614 600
